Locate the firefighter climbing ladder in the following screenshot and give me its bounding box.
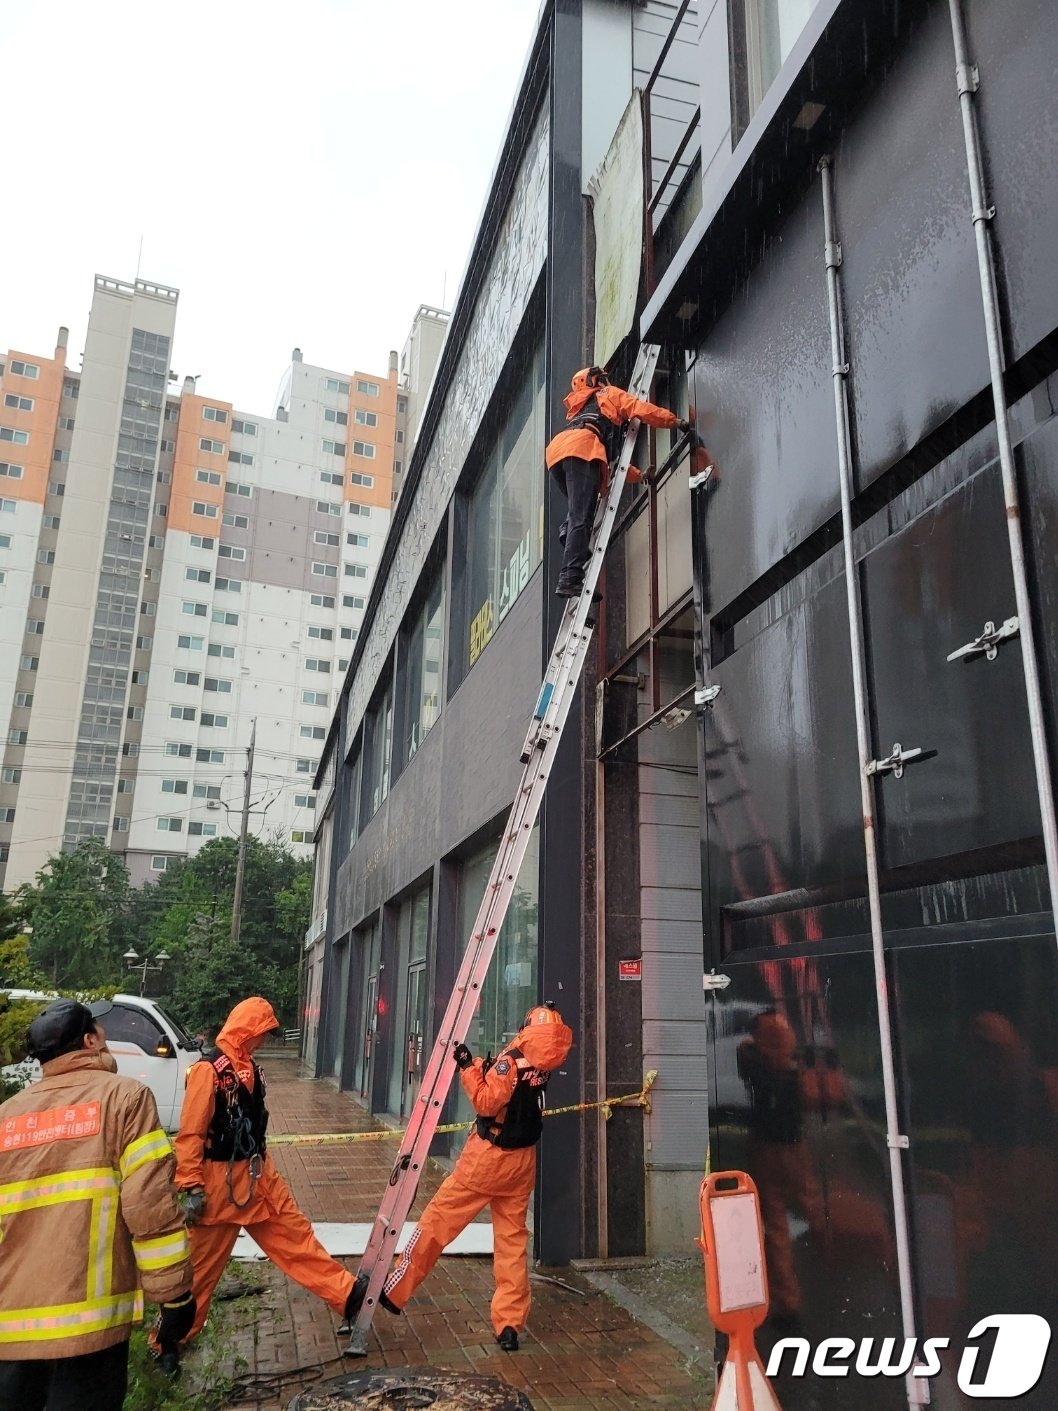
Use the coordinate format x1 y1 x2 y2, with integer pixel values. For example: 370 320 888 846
343 342 662 1356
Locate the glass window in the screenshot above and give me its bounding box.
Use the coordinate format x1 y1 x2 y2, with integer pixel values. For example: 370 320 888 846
454 826 539 1123
105 1004 163 1054
465 342 545 672
345 747 362 849
363 676 393 822
746 0 822 110
401 565 445 765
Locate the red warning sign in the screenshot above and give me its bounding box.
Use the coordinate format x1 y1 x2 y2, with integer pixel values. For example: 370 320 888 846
618 959 642 981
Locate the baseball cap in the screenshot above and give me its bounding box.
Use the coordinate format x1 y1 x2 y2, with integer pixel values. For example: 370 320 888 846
25 998 114 1064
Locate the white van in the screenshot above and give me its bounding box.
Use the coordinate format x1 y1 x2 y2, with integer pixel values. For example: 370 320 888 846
2 992 202 1131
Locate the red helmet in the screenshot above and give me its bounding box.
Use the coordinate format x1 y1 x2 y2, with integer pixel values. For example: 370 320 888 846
570 366 608 393
522 1001 564 1029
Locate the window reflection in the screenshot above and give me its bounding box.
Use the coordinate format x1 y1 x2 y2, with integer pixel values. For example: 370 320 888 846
465 344 545 672
402 567 445 765
747 0 821 111
453 825 540 1123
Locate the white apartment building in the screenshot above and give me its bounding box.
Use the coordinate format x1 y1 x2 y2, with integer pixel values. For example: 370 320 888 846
0 274 407 887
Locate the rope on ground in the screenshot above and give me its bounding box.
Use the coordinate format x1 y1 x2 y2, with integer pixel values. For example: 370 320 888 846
226 1363 325 1400
267 1069 658 1148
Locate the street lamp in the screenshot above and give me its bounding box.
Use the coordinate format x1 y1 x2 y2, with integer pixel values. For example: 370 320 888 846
123 947 170 997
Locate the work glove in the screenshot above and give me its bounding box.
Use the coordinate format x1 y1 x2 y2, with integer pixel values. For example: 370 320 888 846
177 1186 206 1224
155 1291 196 1371
452 1042 473 1070
677 417 694 434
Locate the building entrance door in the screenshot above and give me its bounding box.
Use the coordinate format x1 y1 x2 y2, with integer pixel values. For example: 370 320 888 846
402 960 427 1117
358 918 381 1103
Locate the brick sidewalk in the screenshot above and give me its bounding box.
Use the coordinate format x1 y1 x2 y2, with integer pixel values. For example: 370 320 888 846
193 1052 708 1410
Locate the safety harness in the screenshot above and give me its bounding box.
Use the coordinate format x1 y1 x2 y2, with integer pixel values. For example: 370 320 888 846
565 393 624 462
200 1048 269 1208
475 1048 551 1150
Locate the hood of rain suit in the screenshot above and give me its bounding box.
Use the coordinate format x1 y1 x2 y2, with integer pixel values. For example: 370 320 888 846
513 1016 573 1071
751 1011 798 1069
215 996 279 1081
562 385 596 418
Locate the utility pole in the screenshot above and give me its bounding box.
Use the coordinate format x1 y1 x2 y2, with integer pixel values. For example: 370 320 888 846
230 717 256 944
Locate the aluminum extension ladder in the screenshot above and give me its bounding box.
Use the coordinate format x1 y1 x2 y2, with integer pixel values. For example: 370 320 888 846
343 342 661 1355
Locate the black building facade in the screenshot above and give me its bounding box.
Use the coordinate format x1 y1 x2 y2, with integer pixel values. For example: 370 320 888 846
645 0 1058 1405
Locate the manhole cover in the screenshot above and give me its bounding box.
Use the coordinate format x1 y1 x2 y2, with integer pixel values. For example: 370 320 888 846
288 1367 535 1411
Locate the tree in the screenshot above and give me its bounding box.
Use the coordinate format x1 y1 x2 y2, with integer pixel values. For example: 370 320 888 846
19 841 131 989
0 890 24 946
163 911 276 1040
9 834 309 1034
0 933 46 992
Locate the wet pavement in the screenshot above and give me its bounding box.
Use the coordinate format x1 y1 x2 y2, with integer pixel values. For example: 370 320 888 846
185 1052 711 1410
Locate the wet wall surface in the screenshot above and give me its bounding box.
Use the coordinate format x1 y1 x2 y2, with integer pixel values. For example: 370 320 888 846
687 0 1058 1405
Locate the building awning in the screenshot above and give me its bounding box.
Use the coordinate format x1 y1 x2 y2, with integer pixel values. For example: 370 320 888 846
641 0 912 349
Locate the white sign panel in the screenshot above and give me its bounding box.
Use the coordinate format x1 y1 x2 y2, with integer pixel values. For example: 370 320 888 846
588 93 644 369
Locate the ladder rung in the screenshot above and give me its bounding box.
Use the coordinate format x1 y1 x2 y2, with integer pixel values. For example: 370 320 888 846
346 343 661 1355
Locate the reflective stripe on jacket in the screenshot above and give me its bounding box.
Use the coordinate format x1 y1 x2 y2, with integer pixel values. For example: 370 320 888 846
0 1050 190 1360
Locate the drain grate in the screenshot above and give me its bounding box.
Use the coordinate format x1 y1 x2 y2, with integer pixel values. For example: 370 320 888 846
287 1367 535 1411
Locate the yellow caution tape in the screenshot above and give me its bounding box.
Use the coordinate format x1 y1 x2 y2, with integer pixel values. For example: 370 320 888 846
268 1070 658 1148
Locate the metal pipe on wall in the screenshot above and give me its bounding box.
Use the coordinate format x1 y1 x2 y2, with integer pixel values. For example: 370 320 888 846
594 753 609 1259
947 0 1058 930
817 156 924 1411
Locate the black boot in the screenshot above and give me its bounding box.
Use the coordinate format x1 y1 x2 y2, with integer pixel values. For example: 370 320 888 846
497 1326 519 1352
338 1275 368 1334
555 577 582 598
339 1276 402 1334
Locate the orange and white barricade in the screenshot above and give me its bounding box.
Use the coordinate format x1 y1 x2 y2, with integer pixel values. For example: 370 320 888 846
698 1171 783 1411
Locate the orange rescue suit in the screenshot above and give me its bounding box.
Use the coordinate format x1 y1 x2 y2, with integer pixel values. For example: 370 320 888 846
383 1012 575 1335
171 997 354 1342
544 382 680 490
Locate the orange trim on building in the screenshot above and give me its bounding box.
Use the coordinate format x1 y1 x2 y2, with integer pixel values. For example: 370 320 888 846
0 346 65 507
168 392 233 534
344 368 397 510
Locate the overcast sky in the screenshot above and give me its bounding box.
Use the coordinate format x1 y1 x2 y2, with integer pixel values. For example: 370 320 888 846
1 0 542 414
